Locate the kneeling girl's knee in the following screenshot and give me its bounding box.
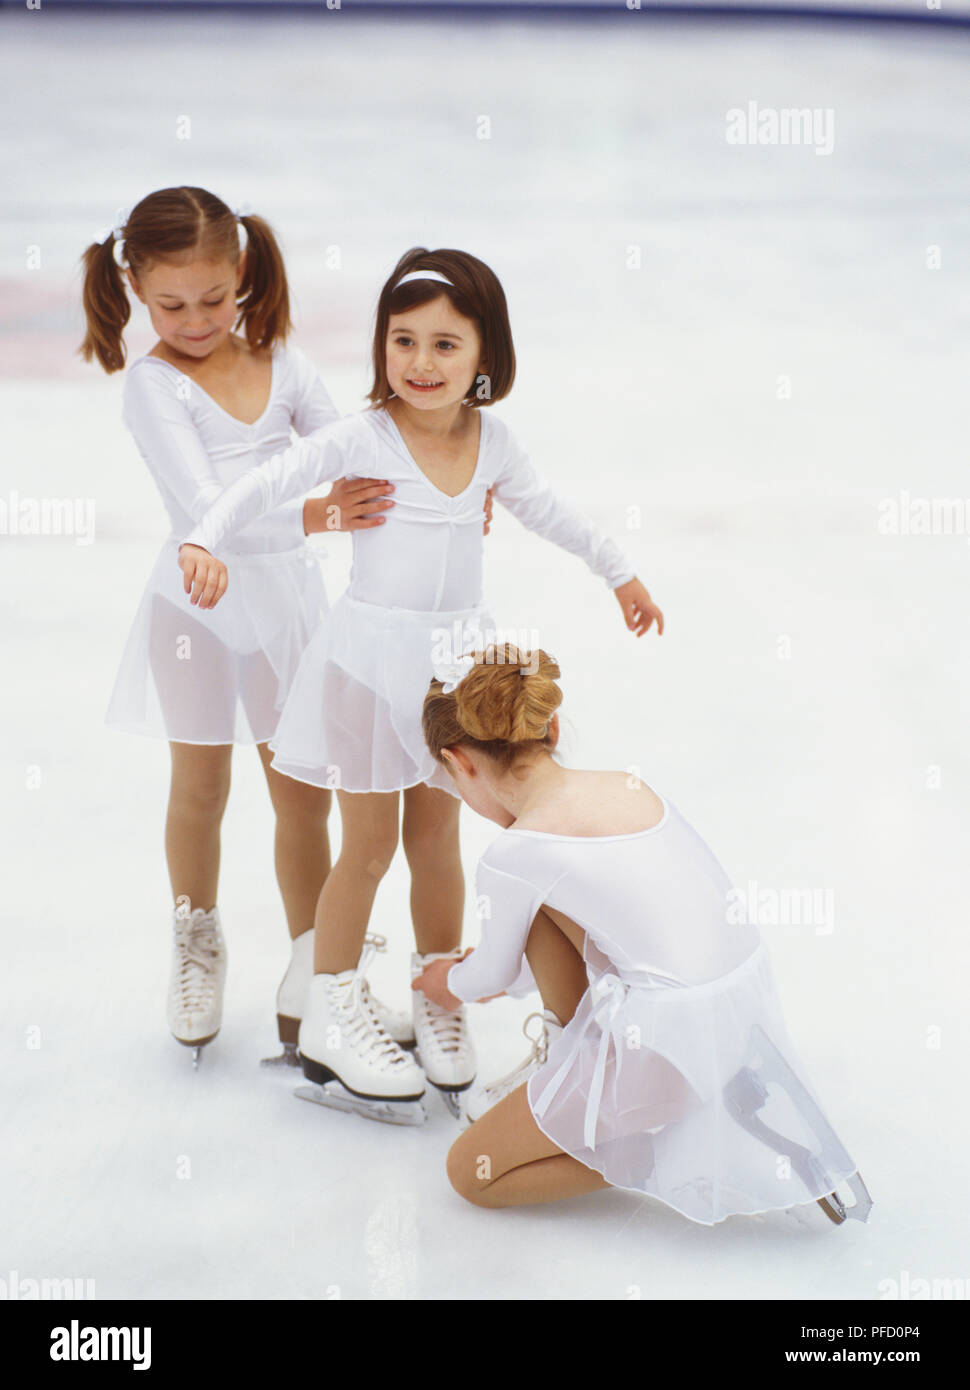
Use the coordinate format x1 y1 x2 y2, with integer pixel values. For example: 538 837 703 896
446 1136 494 1206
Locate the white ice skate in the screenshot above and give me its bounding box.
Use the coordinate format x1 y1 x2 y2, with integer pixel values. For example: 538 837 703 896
295 942 426 1126
411 950 477 1120
463 1009 563 1127
261 930 416 1069
167 904 227 1069
361 934 417 1049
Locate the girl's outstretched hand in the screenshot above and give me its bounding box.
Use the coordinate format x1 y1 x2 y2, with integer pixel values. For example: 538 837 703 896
308 476 396 533
178 543 228 609
412 956 463 1011
411 949 506 1009
613 577 664 637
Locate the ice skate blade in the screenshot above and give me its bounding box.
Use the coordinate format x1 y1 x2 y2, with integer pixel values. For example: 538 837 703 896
189 1041 216 1069
432 1085 470 1121
723 1025 873 1226
294 1082 427 1127
817 1172 873 1226
260 1042 300 1069
171 1038 213 1069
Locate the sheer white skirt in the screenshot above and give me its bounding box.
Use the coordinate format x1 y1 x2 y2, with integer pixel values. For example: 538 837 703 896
269 592 497 796
105 538 328 745
528 939 862 1226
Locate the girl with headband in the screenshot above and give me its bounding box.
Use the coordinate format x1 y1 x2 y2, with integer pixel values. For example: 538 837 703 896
79 186 432 1067
176 246 664 1123
416 644 872 1227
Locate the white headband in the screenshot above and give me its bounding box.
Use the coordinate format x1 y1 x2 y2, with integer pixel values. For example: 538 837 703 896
393 269 454 290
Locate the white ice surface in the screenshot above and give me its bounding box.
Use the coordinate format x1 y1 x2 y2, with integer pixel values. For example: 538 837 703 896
1 8 969 1300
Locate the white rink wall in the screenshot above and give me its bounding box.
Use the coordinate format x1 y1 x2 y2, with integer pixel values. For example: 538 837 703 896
1 5 968 1300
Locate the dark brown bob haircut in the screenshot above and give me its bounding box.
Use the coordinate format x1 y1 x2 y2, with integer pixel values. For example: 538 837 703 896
367 247 516 410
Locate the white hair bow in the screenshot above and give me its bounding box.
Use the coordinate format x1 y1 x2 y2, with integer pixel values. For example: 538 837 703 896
99 204 130 248
433 653 476 695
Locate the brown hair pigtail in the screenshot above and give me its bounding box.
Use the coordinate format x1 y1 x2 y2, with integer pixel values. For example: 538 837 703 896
78 236 131 374
235 214 292 352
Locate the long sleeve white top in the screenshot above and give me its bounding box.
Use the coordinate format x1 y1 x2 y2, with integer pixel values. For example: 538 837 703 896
182 406 636 609
447 798 761 1003
122 344 340 554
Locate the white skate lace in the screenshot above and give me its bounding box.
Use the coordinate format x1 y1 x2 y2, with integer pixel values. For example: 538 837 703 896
329 942 412 1074
172 916 223 1013
483 1012 548 1099
358 934 409 1036
415 965 469 1060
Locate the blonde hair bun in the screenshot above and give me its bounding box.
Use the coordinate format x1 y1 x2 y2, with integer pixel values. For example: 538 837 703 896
454 644 562 743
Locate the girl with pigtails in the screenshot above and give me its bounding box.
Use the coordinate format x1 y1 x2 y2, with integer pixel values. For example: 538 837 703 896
79 186 430 1065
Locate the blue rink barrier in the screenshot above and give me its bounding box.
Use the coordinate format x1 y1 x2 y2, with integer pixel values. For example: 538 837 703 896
16 0 970 24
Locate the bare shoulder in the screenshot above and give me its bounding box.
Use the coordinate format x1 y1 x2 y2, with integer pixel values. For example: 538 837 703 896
512 770 666 837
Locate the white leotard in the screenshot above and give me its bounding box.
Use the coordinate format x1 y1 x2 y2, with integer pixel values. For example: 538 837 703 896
182 406 635 602
448 795 761 1002
123 344 339 552
444 795 862 1228
105 344 339 744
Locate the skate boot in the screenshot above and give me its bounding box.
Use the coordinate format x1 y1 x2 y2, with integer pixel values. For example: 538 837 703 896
260 927 311 1068
261 929 415 1068
463 1009 563 1126
167 904 227 1069
295 941 426 1125
411 950 477 1120
361 934 417 1052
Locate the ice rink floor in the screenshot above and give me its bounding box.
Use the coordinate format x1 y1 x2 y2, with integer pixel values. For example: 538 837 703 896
2 6 969 1300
